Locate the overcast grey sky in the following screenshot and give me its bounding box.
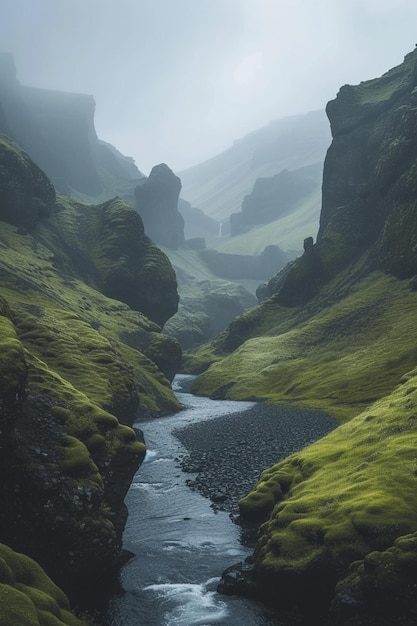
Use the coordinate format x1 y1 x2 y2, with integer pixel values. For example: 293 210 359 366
2 0 417 174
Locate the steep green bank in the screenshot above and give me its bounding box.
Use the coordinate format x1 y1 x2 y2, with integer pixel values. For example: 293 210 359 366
237 367 417 619
0 132 181 620
189 49 417 622
0 543 87 626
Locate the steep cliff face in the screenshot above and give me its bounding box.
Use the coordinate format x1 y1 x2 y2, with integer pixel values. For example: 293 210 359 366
0 53 144 202
0 133 181 612
135 163 185 249
319 48 417 278
187 50 417 624
258 48 417 308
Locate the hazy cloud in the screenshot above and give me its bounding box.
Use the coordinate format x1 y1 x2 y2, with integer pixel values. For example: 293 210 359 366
2 0 417 173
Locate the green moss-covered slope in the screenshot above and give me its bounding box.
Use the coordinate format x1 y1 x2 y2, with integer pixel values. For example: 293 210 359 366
0 132 181 614
238 367 417 618
0 543 87 626
190 270 417 422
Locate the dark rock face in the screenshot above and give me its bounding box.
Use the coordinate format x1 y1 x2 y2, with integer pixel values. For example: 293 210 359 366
260 236 328 306
0 133 56 228
230 163 322 236
135 163 184 249
0 301 143 598
319 49 417 278
265 49 417 306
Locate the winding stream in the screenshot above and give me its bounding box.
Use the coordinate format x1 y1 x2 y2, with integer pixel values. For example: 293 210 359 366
108 375 336 626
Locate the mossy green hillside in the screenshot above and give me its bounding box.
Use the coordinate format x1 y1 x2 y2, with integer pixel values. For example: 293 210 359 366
191 271 417 422
0 139 181 602
0 324 144 587
0 306 27 395
0 220 180 418
353 50 413 106
239 368 417 606
0 543 87 626
26 352 145 463
34 193 179 328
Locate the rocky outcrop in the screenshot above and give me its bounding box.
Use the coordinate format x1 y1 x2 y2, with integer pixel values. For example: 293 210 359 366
318 49 417 277
329 532 417 626
135 163 184 249
164 277 256 350
95 197 179 327
259 235 328 306
261 49 417 307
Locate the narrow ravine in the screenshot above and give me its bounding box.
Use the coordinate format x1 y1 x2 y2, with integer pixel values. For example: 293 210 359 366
108 375 336 626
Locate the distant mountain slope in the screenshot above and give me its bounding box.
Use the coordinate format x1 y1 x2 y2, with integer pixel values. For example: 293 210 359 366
212 186 321 255
0 52 144 203
177 110 331 222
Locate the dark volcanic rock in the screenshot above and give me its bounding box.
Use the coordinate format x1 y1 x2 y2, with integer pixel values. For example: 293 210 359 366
261 235 328 307
319 49 417 278
173 403 335 518
0 299 144 598
135 163 184 249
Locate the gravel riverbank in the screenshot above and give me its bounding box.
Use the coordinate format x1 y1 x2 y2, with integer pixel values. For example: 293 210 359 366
173 401 336 519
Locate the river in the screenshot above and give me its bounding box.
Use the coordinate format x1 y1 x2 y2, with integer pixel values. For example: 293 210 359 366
107 375 336 626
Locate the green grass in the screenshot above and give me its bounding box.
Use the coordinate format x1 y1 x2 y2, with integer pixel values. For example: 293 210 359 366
0 177 181 621
240 367 417 587
0 544 87 625
0 220 180 418
192 272 417 422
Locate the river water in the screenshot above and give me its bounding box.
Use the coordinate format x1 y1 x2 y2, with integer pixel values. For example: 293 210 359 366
108 375 336 626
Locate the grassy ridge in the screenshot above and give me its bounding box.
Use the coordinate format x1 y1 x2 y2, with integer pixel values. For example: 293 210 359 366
191 271 417 422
